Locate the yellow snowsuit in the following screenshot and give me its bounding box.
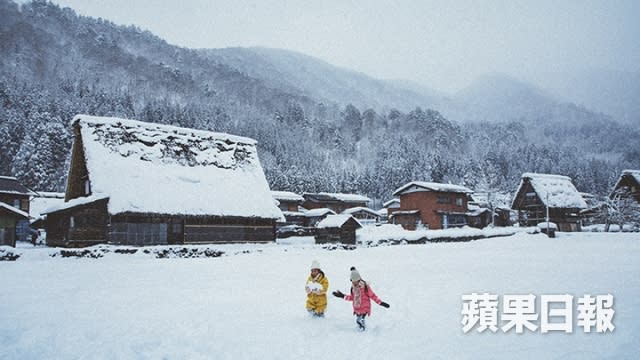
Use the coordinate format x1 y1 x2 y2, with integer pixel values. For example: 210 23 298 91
305 272 329 314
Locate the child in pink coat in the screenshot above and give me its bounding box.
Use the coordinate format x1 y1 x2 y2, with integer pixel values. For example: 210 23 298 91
332 267 390 331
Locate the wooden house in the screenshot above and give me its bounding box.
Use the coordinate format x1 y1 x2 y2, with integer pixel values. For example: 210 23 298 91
0 203 29 247
391 181 473 230
511 173 587 232
342 206 380 226
272 191 306 227
44 115 283 247
610 170 640 203
302 192 371 214
0 176 37 244
314 214 362 245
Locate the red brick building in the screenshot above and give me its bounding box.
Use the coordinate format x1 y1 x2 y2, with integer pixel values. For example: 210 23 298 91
391 181 473 230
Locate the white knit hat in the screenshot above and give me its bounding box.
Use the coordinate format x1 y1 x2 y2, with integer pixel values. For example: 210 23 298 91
350 267 362 282
311 260 321 270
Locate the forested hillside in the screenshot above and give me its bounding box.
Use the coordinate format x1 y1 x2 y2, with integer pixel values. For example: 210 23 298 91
1 0 638 206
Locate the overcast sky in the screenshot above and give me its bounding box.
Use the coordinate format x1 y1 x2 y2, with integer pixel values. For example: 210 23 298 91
33 0 640 93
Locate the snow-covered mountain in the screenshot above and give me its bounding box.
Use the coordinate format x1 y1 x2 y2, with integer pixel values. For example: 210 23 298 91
203 47 445 112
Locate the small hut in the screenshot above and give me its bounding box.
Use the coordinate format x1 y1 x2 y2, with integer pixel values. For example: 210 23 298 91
314 215 362 245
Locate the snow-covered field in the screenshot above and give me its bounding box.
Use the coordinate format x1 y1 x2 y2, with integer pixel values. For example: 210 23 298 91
1 231 639 359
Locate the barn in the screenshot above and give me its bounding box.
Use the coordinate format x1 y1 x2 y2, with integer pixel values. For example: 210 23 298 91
45 115 283 247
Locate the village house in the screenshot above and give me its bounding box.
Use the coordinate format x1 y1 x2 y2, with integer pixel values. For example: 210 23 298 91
271 190 305 227
379 198 400 223
0 176 37 246
511 173 587 232
391 181 473 230
302 192 371 214
314 214 362 245
610 170 640 203
341 206 380 226
44 115 283 247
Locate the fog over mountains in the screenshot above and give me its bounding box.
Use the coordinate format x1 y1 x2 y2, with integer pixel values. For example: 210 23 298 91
1 0 638 204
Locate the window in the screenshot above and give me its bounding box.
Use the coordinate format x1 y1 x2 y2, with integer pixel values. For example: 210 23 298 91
69 216 75 228
83 179 91 195
437 196 451 204
455 197 464 207
13 199 20 208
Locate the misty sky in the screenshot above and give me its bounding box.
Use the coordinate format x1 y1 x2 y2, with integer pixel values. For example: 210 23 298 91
32 0 640 94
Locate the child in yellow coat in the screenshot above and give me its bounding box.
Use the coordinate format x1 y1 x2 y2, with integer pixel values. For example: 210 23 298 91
305 260 329 317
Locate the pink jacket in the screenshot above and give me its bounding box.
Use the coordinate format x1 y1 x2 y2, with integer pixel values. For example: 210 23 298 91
343 281 382 315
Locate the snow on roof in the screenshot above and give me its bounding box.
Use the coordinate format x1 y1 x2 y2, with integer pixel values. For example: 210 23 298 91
0 202 30 218
515 173 587 209
383 198 400 208
303 192 371 203
30 192 65 219
316 214 362 229
271 191 304 202
0 176 38 196
304 208 336 217
393 181 473 196
72 115 283 220
620 169 640 185
342 206 379 217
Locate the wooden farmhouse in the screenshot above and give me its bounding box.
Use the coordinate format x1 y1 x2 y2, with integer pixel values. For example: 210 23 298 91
314 214 362 245
610 170 640 203
342 206 380 226
302 192 371 214
391 181 473 230
44 115 283 247
511 173 587 232
272 190 305 227
0 176 37 246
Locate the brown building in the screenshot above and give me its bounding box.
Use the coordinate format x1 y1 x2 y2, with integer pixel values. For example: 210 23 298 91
511 173 587 232
272 191 306 227
0 176 37 245
610 170 640 203
391 181 473 230
314 214 362 244
302 192 371 214
45 115 283 247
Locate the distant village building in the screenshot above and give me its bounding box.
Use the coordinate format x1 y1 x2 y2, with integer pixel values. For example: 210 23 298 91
271 191 305 227
608 169 640 227
45 115 283 247
314 214 362 245
391 181 473 230
0 176 37 246
380 198 400 223
342 206 380 226
302 192 371 214
511 173 587 232
304 208 336 227
610 170 640 203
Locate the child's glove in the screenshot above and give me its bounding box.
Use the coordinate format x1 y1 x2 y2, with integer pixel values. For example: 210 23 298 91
332 290 345 298
380 301 390 308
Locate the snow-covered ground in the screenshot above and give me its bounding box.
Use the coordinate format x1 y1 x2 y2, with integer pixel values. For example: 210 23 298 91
1 231 639 359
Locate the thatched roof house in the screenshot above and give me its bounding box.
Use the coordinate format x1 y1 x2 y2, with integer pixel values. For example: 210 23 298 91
45 115 282 247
